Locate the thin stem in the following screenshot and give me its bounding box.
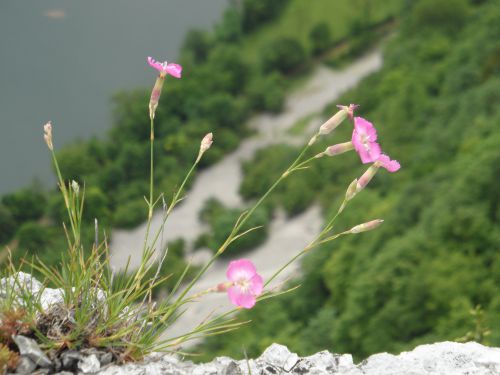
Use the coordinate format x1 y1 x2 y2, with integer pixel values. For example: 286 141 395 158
264 250 305 288
142 117 155 254
50 150 78 246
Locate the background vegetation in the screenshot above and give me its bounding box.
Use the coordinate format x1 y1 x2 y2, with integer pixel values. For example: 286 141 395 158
197 0 500 360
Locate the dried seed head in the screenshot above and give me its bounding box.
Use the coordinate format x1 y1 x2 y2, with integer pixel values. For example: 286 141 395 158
196 132 214 162
43 121 53 150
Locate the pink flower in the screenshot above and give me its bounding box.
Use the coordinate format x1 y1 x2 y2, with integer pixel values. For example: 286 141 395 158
377 154 401 172
352 117 382 164
226 259 263 309
147 56 182 78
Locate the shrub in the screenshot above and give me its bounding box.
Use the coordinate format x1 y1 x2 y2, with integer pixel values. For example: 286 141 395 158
261 37 307 74
246 72 286 113
182 29 212 63
16 222 49 254
1 188 46 225
412 0 469 33
0 205 16 244
242 0 290 31
309 22 332 55
113 199 147 229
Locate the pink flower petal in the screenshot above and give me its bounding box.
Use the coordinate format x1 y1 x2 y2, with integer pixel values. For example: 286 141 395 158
250 274 264 295
354 117 378 142
226 259 256 282
352 117 382 164
147 56 163 72
227 286 257 309
147 57 182 78
166 63 182 78
378 154 401 172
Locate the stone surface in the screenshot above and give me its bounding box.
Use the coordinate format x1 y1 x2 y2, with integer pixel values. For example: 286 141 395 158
12 335 52 368
78 354 101 374
1 273 106 311
15 356 37 374
96 341 500 375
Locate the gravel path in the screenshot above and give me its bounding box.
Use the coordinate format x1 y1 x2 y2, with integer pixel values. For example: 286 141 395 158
109 50 382 342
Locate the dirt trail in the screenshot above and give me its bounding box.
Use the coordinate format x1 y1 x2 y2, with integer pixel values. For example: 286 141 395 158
109 50 382 341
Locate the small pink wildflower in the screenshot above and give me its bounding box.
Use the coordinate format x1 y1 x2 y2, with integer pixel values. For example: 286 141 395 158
377 154 401 172
226 259 263 309
147 56 182 78
351 117 382 164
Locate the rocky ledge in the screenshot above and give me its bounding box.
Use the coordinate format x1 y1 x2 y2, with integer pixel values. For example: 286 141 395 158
93 341 499 375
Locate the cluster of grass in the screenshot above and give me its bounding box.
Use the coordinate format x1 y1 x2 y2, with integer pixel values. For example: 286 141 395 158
196 0 500 361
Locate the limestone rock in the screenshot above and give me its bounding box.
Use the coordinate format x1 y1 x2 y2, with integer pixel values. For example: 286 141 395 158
12 335 52 368
96 341 500 375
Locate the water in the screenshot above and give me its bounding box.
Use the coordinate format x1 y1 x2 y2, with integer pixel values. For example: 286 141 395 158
0 0 227 195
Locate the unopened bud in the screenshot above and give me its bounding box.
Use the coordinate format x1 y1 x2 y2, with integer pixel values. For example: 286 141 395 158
149 75 165 120
200 132 213 153
216 281 232 292
345 179 358 201
43 121 53 150
349 219 384 234
196 132 214 162
324 141 354 157
356 164 380 193
318 104 358 135
71 180 80 195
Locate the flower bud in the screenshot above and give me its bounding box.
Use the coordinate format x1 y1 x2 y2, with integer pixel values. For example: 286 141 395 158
319 110 347 135
149 75 165 120
318 104 358 135
71 180 80 195
196 132 214 162
324 141 354 157
356 164 380 193
349 219 384 234
43 121 53 150
200 132 213 153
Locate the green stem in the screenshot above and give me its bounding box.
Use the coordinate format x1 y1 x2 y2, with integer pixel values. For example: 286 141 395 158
50 150 78 246
142 117 155 255
264 250 305 288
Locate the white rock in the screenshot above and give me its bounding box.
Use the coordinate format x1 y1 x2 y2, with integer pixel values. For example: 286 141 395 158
96 341 500 375
78 354 101 374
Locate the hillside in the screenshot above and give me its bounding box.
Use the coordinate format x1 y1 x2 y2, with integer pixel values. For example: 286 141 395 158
197 0 500 360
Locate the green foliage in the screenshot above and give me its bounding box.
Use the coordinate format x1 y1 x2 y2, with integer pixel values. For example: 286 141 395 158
412 0 469 33
215 6 242 42
242 0 290 32
198 0 500 360
246 72 286 113
182 29 213 64
1 188 46 226
15 222 49 255
261 37 307 74
0 205 16 244
309 22 332 55
113 199 147 229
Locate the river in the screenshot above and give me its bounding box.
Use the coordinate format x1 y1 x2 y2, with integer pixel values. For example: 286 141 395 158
0 0 227 195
